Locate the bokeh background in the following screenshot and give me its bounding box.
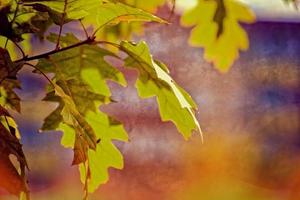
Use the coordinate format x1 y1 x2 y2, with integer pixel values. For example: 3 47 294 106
1 1 300 199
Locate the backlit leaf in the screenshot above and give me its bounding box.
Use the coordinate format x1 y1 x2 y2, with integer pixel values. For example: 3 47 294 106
37 33 126 97
119 0 166 12
181 0 255 72
36 33 129 192
121 41 201 140
52 82 98 164
83 1 166 27
24 0 102 20
79 111 128 193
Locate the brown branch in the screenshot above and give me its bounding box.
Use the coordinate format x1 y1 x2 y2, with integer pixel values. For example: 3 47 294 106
14 36 96 63
7 39 119 87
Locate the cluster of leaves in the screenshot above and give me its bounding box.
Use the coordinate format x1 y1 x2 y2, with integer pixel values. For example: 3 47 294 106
0 0 296 199
0 0 200 199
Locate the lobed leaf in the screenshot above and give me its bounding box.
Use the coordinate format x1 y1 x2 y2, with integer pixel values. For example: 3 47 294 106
24 0 102 20
52 82 98 164
88 0 167 42
82 1 167 28
181 0 255 72
120 41 201 140
37 33 126 96
36 33 129 192
80 111 128 193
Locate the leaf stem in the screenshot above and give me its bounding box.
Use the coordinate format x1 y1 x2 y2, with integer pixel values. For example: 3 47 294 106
12 40 26 58
55 0 68 50
83 162 89 200
79 19 89 39
24 63 55 87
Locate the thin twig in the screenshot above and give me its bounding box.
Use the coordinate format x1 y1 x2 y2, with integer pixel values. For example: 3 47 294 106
79 19 89 39
8 39 114 86
24 63 54 87
12 40 26 58
83 162 89 200
56 0 68 50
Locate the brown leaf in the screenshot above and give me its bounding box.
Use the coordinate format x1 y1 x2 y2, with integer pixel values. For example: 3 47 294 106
72 133 89 165
0 105 10 116
0 106 29 196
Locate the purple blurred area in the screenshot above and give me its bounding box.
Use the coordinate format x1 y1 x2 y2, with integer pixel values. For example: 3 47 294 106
1 14 300 200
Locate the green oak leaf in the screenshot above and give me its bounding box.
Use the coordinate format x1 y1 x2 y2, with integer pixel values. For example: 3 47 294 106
49 95 128 192
85 1 167 42
36 33 129 186
52 82 98 164
25 0 166 29
120 41 201 140
36 33 126 96
82 1 167 29
24 0 102 20
80 111 128 193
41 79 110 130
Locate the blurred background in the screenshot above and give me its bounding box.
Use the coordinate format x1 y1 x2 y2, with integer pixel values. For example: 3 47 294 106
1 1 300 199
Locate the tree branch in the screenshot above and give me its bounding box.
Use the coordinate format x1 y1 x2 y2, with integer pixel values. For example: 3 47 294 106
14 36 96 63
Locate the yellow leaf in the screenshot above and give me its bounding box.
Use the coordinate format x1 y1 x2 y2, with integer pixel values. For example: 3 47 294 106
181 0 255 72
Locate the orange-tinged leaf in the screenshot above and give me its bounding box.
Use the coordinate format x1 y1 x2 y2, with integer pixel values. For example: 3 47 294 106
0 105 29 198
